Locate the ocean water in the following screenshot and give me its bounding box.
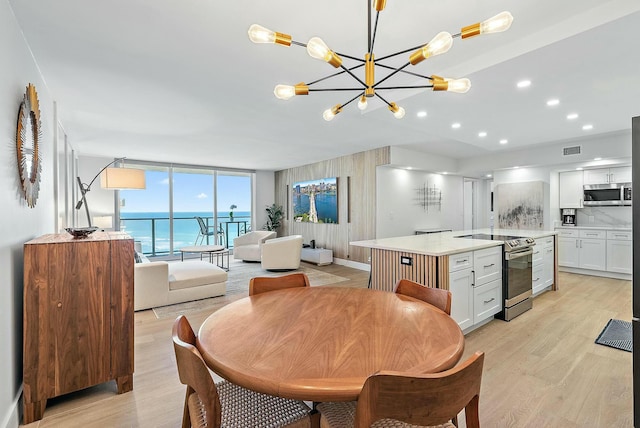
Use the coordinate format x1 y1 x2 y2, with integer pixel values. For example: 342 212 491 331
121 211 251 255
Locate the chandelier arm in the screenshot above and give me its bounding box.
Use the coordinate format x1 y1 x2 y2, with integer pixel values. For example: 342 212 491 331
370 11 380 55
367 0 372 53
340 64 368 88
376 45 425 62
342 92 364 108
309 88 366 92
376 85 434 90
334 52 367 62
291 40 308 48
307 63 365 86
374 92 393 107
375 62 434 80
373 62 411 88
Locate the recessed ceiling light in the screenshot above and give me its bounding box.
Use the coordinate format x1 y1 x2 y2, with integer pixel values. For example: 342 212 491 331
416 111 427 118
594 157 602 161
499 139 508 145
486 174 492 178
517 80 531 88
478 131 487 138
442 172 448 175
406 166 413 170
451 123 461 129
576 167 583 171
583 124 593 130
567 113 579 120
513 166 519 169
546 99 560 107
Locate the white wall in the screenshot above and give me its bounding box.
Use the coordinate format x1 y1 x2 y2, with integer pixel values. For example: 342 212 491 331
376 167 464 238
1 3 56 427
254 170 275 230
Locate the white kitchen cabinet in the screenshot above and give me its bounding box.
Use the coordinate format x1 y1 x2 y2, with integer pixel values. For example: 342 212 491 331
449 268 474 331
559 170 584 208
583 166 632 184
473 279 502 324
542 241 555 289
473 246 502 286
556 229 605 271
532 236 555 294
606 231 632 274
448 246 503 331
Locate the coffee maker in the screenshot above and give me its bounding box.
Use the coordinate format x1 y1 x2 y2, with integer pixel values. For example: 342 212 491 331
561 208 576 226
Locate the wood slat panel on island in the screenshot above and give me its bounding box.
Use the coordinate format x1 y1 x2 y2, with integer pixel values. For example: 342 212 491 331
23 232 134 424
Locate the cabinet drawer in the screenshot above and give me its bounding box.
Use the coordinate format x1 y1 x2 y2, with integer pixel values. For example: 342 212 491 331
473 279 502 324
555 228 579 238
539 236 555 247
449 251 472 272
473 246 502 286
579 229 606 239
532 245 543 265
607 231 632 241
532 265 544 294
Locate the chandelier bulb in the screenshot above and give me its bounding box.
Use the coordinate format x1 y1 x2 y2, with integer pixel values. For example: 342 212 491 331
446 78 471 93
388 103 405 119
248 24 276 43
323 104 342 121
480 11 514 35
248 24 292 46
357 95 368 111
307 37 343 68
273 83 309 100
274 85 296 100
410 32 452 65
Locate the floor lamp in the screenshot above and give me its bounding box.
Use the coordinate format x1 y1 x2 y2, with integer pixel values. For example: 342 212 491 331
75 157 146 227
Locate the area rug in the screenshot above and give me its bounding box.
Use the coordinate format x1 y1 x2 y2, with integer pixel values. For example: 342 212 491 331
152 260 349 319
595 319 632 352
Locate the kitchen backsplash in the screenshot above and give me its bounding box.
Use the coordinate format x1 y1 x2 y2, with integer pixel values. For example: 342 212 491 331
576 206 632 227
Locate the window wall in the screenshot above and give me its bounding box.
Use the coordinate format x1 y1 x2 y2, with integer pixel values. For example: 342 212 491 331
118 161 253 256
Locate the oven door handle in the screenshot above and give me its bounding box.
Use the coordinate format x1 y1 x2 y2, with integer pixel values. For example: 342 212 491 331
505 248 534 260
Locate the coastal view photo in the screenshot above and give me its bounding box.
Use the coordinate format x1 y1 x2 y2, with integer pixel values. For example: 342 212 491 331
292 177 338 224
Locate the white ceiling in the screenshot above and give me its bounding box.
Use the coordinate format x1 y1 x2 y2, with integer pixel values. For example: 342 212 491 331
9 0 640 173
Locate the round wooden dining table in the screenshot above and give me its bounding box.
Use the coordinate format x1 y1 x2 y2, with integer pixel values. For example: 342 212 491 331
197 287 464 402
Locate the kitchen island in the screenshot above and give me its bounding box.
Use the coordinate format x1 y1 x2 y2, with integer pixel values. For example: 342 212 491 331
350 228 558 292
351 228 558 332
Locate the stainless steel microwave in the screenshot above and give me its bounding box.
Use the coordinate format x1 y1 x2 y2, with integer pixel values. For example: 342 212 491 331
583 182 632 206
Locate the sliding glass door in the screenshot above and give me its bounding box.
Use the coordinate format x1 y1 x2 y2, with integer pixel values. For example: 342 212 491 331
118 162 253 256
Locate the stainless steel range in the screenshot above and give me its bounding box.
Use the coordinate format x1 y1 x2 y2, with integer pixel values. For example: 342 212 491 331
456 234 536 321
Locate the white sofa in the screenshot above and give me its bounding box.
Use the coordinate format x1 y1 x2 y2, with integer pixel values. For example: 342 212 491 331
134 259 227 311
233 230 277 262
261 235 304 271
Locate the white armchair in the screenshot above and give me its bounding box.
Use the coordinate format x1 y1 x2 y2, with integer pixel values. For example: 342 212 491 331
233 231 277 262
261 235 304 271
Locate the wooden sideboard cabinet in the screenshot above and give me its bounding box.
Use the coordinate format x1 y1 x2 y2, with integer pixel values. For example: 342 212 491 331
23 232 135 424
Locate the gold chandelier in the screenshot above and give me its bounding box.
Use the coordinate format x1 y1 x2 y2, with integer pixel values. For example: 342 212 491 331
248 1 513 121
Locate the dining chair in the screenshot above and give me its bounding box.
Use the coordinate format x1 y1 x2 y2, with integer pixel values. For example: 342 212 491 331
394 278 452 315
317 351 484 428
172 315 311 428
249 272 311 296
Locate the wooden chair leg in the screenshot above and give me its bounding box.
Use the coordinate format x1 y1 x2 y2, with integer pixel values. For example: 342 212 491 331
182 387 192 428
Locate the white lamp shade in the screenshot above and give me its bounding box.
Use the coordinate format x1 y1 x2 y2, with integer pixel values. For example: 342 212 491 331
100 167 146 189
93 215 113 229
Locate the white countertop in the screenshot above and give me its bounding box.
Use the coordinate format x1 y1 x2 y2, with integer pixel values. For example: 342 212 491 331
350 228 557 257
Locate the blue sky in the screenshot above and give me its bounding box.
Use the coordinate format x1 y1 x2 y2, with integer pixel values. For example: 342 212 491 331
120 170 251 213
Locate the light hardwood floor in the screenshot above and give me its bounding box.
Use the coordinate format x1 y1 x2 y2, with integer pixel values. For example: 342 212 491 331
21 265 632 427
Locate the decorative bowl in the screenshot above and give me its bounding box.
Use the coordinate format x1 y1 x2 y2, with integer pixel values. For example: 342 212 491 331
65 227 99 239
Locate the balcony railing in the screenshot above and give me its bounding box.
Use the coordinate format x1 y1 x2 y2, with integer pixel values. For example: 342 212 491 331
120 215 251 256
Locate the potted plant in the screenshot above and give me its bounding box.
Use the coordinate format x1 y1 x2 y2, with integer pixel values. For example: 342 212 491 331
229 204 237 221
264 203 284 232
